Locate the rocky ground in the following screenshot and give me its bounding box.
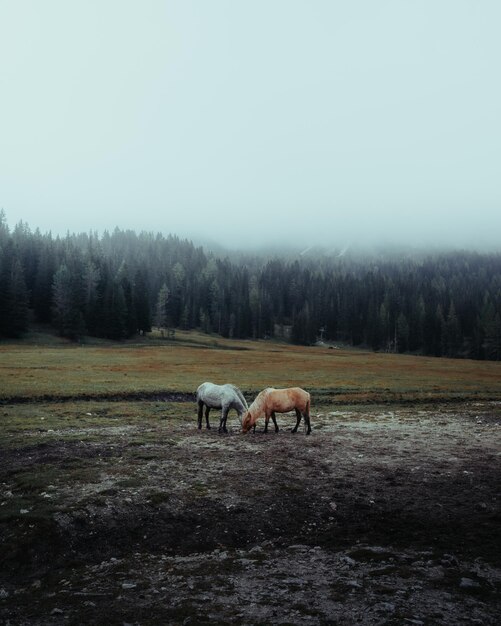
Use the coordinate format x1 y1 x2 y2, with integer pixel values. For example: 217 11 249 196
1 401 500 624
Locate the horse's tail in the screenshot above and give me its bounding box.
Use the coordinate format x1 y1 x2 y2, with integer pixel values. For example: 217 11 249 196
306 392 311 417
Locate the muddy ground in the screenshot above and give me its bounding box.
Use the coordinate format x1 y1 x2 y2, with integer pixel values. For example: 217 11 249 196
1 401 501 625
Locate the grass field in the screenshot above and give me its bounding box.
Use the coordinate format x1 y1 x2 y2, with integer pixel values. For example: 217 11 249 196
1 330 501 403
1 331 501 624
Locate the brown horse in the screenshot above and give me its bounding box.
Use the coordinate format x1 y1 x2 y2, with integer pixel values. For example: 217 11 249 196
242 387 312 435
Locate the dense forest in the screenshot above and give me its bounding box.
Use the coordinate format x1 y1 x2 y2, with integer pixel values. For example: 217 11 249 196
1 211 500 360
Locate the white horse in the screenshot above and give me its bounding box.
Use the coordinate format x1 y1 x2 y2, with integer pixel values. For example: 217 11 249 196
196 382 248 433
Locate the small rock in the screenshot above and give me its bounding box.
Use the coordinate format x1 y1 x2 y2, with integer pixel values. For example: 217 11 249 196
426 566 445 581
51 608 64 615
459 577 481 589
20 509 30 514
121 583 137 590
0 588 9 599
346 580 362 589
440 554 459 568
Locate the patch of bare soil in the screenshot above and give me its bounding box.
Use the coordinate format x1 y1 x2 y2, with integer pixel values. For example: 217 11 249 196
1 402 500 624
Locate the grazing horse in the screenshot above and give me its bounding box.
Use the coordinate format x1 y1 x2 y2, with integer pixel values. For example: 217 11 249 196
196 382 248 433
242 387 312 435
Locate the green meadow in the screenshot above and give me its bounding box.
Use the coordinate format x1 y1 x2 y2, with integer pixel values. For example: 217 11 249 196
1 330 501 403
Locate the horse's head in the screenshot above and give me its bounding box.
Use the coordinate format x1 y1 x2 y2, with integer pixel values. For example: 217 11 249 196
241 410 252 433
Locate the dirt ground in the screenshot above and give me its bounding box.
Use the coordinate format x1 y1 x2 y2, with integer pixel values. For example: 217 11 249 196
1 401 501 625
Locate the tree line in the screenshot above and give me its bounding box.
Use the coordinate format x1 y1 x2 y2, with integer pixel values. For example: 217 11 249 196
1 211 500 360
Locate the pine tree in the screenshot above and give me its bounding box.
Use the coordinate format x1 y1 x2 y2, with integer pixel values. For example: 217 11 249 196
482 302 501 360
396 312 409 353
408 296 425 352
133 268 151 335
93 265 128 340
82 259 101 334
52 263 85 339
292 302 314 345
0 256 29 337
0 210 9 247
33 243 56 323
249 275 260 338
379 301 391 351
116 262 136 337
170 261 186 327
107 281 127 340
155 283 170 337
443 302 462 357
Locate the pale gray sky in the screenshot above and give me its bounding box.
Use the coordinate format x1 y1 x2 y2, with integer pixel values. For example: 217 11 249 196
1 1 500 249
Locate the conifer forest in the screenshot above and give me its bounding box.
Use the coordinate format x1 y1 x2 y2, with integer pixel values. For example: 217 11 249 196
1 212 500 360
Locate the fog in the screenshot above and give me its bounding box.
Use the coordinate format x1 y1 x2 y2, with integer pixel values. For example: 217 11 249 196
1 1 500 251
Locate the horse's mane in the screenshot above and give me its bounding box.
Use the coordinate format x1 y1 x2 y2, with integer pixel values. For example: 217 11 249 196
248 387 273 417
230 384 248 409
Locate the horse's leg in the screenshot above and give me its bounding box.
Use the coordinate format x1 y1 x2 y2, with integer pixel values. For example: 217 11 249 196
271 412 279 433
197 401 204 430
292 408 302 433
264 412 270 434
219 406 229 433
205 406 211 429
304 409 312 435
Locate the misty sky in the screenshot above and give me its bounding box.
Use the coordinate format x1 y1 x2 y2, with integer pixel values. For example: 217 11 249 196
1 1 500 250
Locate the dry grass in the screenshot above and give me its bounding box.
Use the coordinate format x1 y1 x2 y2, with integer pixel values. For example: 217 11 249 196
1 330 501 402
